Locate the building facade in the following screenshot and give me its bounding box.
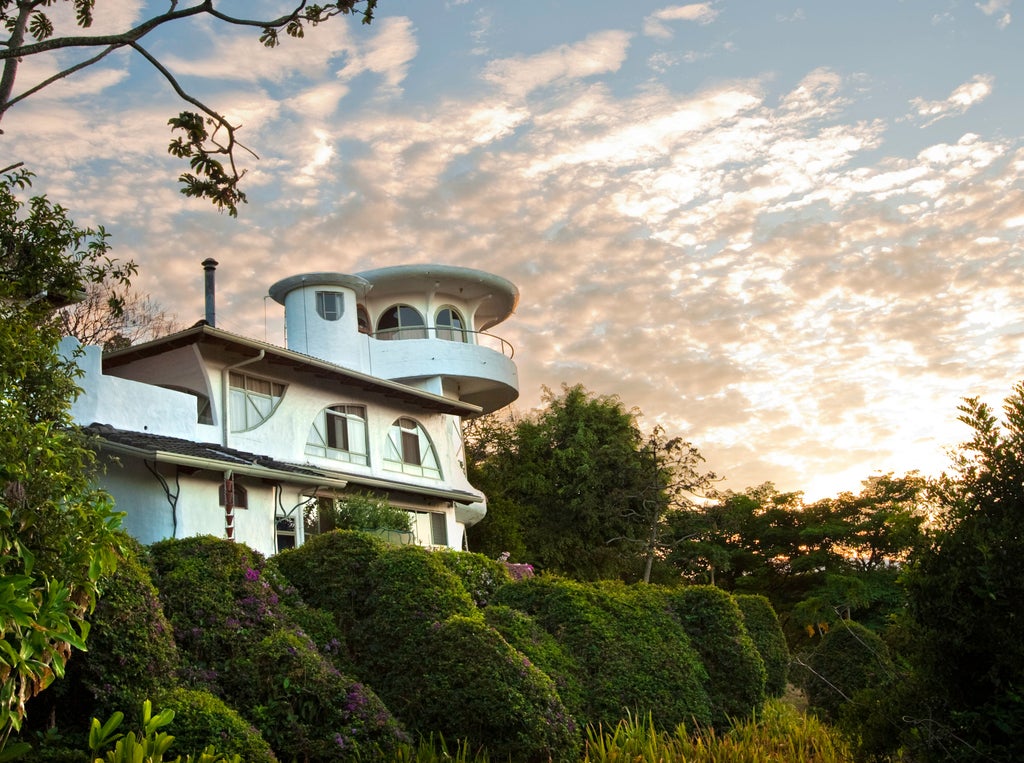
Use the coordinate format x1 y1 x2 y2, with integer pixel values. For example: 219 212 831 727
69 264 519 557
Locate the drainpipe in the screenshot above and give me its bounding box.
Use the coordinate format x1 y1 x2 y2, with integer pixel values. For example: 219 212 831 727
221 350 265 446
223 469 235 541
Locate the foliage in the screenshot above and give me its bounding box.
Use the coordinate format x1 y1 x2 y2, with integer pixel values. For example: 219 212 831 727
156 688 275 763
59 536 179 722
87 699 240 763
894 383 1024 761
0 2 378 215
432 548 511 608
466 384 714 581
483 605 586 723
665 586 767 726
582 700 853 763
410 615 581 763
493 577 712 731
0 169 128 749
147 536 404 762
304 492 412 537
799 620 894 724
734 595 789 697
272 530 387 639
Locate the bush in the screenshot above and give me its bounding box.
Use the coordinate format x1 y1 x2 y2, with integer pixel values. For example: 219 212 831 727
665 586 767 725
61 536 180 722
413 615 580 763
493 577 712 731
432 548 511 607
803 620 894 723
273 530 387 638
158 688 276 763
735 594 789 697
483 604 585 723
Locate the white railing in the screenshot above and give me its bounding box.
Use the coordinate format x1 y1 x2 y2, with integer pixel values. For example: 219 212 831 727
370 327 515 358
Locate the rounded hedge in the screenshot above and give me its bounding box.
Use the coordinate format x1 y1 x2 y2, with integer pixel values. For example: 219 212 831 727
414 615 581 763
804 620 895 722
493 577 712 731
158 687 277 763
735 594 790 697
432 548 511 608
666 585 767 726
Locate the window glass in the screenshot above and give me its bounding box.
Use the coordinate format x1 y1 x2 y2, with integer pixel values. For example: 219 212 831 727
430 512 448 546
435 306 467 342
276 516 296 551
305 405 368 464
384 417 441 479
316 291 343 321
229 372 285 432
376 304 426 340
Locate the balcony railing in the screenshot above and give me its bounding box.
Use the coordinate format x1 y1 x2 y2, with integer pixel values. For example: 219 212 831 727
370 327 515 358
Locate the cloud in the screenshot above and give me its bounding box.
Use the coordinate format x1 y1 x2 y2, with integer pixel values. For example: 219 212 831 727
644 4 720 38
482 30 632 99
911 75 995 125
976 0 1012 28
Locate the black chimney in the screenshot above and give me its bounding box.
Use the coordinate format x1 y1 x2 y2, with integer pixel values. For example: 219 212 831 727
202 258 218 327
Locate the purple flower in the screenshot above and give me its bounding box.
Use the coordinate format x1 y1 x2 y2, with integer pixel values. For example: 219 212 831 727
244 567 260 582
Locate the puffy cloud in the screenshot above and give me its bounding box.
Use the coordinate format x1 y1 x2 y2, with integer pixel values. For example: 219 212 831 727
910 75 994 125
644 3 720 38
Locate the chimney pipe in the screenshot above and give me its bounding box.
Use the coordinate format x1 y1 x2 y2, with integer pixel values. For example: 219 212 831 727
202 258 218 327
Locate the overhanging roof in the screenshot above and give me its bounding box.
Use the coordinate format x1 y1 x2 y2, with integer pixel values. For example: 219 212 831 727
101 324 481 417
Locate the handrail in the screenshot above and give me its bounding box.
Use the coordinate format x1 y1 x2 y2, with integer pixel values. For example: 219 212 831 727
369 327 515 358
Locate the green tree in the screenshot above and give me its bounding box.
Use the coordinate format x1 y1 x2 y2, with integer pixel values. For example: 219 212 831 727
0 169 128 751
898 384 1024 761
467 385 711 581
0 0 378 215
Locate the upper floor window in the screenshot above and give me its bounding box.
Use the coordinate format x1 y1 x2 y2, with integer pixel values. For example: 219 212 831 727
229 372 285 432
306 404 368 465
356 304 371 334
384 417 441 479
316 291 344 321
377 304 426 341
435 306 467 342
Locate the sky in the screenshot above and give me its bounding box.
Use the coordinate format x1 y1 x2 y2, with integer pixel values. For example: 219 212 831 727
4 0 1024 500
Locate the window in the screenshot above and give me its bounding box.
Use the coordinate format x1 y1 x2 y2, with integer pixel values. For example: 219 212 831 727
430 512 448 546
229 372 285 432
411 511 449 547
356 304 371 334
303 497 338 537
316 291 343 321
276 516 296 551
435 306 467 342
306 405 368 465
384 418 441 479
218 480 248 509
376 304 426 340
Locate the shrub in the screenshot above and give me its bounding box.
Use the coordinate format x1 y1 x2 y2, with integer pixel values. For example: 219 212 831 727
665 586 767 725
493 577 712 731
272 530 387 637
63 535 180 721
413 615 581 763
432 548 511 607
157 687 276 763
803 620 894 723
483 604 585 723
735 594 790 697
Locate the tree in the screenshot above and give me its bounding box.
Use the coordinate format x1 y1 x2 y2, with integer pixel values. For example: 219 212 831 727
0 0 379 215
466 384 713 581
59 279 180 350
897 384 1024 761
0 169 127 752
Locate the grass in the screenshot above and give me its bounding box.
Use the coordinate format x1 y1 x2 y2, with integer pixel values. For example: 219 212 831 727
387 699 854 763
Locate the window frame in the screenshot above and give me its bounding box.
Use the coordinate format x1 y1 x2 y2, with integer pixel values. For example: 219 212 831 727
228 372 286 432
376 304 427 341
384 417 442 479
435 305 468 342
315 290 344 321
305 404 369 465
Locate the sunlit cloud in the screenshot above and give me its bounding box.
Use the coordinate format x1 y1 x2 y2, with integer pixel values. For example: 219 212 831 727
910 75 994 125
644 3 720 38
976 0 1012 28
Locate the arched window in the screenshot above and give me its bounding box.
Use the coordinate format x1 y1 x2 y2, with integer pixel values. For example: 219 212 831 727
376 304 426 341
219 481 248 509
306 405 368 465
356 304 371 334
384 417 441 479
316 291 344 321
229 372 285 432
435 306 467 342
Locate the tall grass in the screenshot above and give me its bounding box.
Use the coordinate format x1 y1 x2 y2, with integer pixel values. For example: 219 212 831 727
387 699 853 763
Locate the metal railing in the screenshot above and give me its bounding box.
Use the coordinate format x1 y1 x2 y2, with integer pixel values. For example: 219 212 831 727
369 327 515 358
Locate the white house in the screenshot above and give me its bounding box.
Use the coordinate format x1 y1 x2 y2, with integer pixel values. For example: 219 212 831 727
68 263 519 557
